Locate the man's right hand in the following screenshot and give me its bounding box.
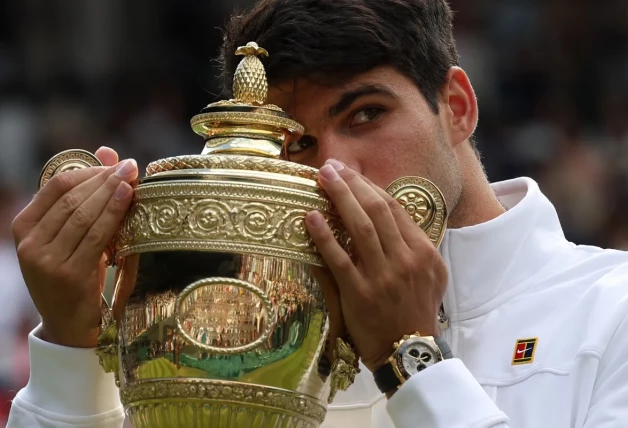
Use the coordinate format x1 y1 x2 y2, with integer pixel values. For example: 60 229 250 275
11 147 138 348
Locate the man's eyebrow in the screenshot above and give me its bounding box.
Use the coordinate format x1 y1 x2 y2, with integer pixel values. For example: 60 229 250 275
327 84 396 119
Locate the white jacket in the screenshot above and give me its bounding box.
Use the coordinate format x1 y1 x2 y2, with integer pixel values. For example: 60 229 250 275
8 177 628 427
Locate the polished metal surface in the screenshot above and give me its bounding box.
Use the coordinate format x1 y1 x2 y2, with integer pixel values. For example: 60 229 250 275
112 252 329 427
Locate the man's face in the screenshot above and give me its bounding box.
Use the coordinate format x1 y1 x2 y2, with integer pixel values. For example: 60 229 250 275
268 66 463 209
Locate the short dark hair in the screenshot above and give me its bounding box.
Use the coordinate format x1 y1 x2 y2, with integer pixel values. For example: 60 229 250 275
219 0 460 114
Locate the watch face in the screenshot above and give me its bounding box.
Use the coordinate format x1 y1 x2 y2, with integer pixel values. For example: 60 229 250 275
394 337 440 378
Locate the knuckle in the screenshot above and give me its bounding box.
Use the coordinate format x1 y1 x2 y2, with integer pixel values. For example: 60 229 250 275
397 253 417 275
84 227 104 247
363 197 389 218
55 264 76 282
59 192 81 215
69 206 92 229
333 255 354 271
11 215 25 240
356 220 377 239
16 238 36 263
49 172 75 193
386 196 403 212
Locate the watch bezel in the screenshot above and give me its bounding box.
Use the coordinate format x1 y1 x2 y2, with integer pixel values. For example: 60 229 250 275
391 336 443 385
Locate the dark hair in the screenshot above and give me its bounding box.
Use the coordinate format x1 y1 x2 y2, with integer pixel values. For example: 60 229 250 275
219 0 460 114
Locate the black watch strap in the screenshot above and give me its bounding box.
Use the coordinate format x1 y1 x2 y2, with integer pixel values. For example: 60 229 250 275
435 336 453 360
373 360 401 393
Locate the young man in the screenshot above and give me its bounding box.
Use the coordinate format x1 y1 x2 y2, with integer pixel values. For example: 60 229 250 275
8 1 628 427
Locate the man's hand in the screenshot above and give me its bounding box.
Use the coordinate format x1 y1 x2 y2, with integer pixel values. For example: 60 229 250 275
11 147 137 348
306 159 448 372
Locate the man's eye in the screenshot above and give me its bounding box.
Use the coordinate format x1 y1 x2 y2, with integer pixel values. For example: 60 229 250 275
286 135 317 155
349 107 384 127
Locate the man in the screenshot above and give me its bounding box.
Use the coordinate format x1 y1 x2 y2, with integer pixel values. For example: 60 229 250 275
7 0 628 427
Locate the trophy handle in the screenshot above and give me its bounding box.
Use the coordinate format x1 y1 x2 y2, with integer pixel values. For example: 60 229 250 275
385 177 448 248
95 297 121 386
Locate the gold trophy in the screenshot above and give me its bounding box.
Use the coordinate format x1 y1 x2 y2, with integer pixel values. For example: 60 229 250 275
39 43 447 428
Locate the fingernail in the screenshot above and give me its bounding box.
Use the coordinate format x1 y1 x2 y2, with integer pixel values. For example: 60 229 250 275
114 182 132 201
320 164 340 182
325 159 345 171
115 159 137 179
306 211 325 228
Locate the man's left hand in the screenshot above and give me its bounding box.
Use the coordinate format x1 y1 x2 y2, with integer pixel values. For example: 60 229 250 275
305 159 448 372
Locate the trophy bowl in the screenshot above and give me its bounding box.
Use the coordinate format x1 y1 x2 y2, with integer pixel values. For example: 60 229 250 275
39 43 447 428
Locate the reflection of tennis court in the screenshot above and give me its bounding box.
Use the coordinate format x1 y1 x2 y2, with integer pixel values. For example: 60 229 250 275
240 313 323 390
135 357 207 380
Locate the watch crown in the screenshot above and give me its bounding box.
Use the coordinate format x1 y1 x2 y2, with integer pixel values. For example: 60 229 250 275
393 341 400 350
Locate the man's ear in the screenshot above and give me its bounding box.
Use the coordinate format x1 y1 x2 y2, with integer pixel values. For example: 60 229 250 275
439 67 479 148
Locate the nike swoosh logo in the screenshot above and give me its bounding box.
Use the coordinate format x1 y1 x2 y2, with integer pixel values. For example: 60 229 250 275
516 346 532 355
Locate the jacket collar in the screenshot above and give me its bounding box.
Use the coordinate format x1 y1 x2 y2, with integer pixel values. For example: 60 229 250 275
440 177 570 321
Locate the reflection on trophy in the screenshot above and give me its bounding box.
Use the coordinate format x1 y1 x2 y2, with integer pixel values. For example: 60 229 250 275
40 42 447 428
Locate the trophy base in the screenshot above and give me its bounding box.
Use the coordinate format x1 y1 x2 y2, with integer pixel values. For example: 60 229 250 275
123 379 327 428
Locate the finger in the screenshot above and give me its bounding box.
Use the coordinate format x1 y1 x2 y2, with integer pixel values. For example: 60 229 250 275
318 162 384 263
71 181 134 265
95 146 119 167
12 166 109 241
312 266 346 362
325 159 406 257
357 172 431 249
305 210 365 296
51 163 137 260
33 159 137 246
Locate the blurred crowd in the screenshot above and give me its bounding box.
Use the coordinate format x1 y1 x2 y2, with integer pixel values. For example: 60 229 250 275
0 0 626 424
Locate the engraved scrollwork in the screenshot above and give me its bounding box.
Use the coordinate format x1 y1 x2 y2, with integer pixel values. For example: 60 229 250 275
122 379 326 428
187 200 231 238
120 204 149 244
281 209 312 249
237 202 277 240
149 200 185 236
115 181 350 266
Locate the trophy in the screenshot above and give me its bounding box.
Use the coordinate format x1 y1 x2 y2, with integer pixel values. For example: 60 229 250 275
39 42 447 428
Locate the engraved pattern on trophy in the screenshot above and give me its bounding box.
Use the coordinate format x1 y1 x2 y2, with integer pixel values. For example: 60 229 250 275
146 155 318 181
38 149 103 189
386 176 448 248
397 188 434 226
123 380 325 428
115 181 350 266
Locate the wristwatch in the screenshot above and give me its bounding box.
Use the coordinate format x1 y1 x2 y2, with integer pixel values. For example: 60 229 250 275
373 333 452 394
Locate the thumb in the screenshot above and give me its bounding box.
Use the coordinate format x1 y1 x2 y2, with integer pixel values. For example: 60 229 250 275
95 146 120 167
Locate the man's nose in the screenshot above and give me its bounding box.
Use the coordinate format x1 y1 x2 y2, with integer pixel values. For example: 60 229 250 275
314 138 361 173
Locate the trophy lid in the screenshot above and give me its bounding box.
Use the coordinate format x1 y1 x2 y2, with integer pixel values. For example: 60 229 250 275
143 42 316 182
189 42 304 159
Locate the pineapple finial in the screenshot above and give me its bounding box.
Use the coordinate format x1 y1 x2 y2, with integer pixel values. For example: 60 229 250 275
233 42 270 105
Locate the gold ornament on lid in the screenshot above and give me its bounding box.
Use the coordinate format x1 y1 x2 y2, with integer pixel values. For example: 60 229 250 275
38 41 447 428
233 42 269 104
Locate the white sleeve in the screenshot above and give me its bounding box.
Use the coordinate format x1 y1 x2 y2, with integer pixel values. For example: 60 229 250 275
6 325 125 428
386 359 509 428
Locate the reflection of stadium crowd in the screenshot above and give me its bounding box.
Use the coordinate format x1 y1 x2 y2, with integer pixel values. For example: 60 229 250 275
1 0 627 424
